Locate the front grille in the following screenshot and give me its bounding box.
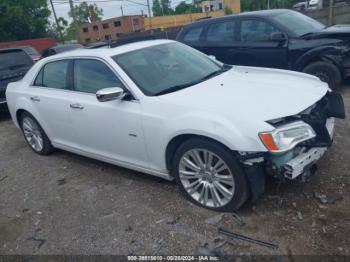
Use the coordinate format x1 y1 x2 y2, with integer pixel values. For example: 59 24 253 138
298 92 345 147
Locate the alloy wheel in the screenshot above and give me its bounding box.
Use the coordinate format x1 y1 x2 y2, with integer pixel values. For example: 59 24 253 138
178 149 235 208
22 117 44 152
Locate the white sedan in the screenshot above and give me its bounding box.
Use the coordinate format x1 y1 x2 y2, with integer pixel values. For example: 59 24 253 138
6 40 345 211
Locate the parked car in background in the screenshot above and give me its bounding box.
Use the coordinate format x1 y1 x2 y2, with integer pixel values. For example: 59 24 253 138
19 46 42 62
293 1 308 11
308 0 321 9
176 9 350 89
42 44 83 57
85 41 109 49
0 48 34 111
5 40 345 210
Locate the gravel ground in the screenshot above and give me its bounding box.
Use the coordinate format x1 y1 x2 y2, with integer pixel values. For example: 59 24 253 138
0 85 349 258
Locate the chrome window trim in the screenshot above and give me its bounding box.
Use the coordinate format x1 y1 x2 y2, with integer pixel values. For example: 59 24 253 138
29 56 139 101
31 59 70 90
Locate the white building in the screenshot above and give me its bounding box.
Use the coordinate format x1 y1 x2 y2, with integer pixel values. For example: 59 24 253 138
201 0 224 12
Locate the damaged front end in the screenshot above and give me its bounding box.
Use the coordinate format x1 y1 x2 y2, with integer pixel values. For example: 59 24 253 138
238 92 345 201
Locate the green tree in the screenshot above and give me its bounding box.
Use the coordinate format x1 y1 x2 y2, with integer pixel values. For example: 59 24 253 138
174 1 200 14
47 17 68 42
160 0 174 15
65 23 78 41
241 0 301 12
0 0 51 41
66 2 103 41
152 0 162 16
68 2 103 24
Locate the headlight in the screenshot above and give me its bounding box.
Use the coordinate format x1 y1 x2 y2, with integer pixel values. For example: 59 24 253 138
259 121 316 153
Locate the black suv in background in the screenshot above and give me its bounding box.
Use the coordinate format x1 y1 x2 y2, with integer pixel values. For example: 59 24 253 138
42 44 83 57
176 9 350 89
0 48 34 111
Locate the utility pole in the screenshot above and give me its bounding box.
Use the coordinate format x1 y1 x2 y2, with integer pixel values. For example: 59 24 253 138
328 0 334 26
69 0 80 42
146 0 153 31
49 0 64 43
130 16 135 32
120 5 124 16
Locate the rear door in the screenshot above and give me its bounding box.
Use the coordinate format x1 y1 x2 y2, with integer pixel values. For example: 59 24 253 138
234 18 288 68
28 59 74 145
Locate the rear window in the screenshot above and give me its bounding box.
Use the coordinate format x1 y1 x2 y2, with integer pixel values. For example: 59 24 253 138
0 50 33 71
34 60 69 89
22 47 39 55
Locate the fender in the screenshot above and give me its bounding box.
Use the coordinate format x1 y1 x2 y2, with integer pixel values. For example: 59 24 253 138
142 110 270 173
163 112 268 152
294 45 345 71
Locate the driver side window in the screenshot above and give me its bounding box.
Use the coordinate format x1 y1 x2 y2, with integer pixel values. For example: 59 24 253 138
73 59 124 94
240 19 279 42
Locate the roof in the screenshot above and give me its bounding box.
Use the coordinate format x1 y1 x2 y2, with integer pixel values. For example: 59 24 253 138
185 9 291 27
0 47 27 52
46 39 174 60
50 44 83 51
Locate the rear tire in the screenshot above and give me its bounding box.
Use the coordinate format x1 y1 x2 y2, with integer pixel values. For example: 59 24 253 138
302 61 341 90
20 112 54 155
172 138 249 211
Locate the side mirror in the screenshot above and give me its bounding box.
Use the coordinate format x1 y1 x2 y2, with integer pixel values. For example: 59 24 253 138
96 87 125 102
208 55 224 66
269 32 287 41
208 55 217 60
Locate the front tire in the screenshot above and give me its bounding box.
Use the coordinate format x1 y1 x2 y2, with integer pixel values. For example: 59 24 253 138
20 112 54 155
172 138 249 211
302 61 341 90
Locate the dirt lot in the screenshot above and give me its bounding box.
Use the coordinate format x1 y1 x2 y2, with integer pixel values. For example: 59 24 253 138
0 86 349 258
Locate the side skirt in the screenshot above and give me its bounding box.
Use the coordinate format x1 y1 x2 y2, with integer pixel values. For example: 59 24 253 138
52 142 174 181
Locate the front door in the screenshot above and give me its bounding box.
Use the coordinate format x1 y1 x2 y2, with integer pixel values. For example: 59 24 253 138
201 19 240 65
68 58 148 168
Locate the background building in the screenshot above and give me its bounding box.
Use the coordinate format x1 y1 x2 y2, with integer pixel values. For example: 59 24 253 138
143 11 224 30
201 0 240 13
201 0 224 12
224 0 241 13
79 15 145 44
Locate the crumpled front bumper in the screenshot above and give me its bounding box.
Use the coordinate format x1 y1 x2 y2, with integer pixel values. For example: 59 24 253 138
242 92 344 201
283 118 334 179
269 92 344 181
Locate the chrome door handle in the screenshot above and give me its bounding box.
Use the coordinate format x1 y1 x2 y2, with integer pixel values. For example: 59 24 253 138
70 103 84 110
30 96 40 102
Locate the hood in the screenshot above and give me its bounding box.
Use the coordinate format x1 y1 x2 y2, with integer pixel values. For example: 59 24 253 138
307 25 350 41
160 66 328 122
324 24 350 34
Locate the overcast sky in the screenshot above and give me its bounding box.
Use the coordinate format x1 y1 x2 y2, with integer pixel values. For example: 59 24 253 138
48 0 190 22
